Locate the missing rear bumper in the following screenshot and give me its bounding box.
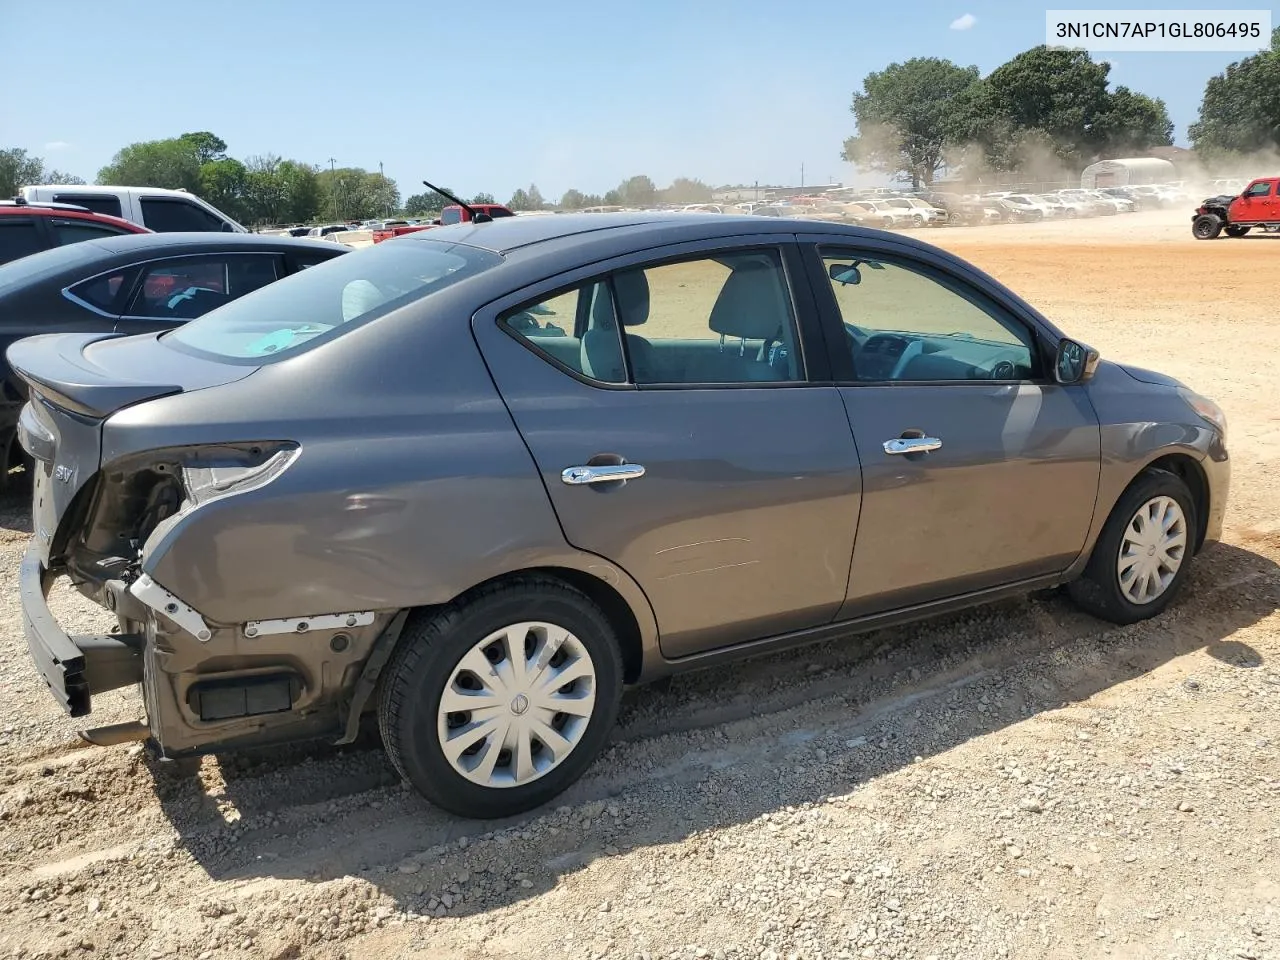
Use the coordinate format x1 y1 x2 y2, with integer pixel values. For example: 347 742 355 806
19 545 144 718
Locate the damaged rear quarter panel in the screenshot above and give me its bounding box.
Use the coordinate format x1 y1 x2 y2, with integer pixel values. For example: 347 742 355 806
96 288 609 626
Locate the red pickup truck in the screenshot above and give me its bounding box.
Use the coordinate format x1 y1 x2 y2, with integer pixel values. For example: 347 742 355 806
373 203 515 243
1192 177 1280 239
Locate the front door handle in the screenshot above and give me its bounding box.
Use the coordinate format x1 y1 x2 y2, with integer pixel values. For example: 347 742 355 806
561 463 646 485
883 437 942 455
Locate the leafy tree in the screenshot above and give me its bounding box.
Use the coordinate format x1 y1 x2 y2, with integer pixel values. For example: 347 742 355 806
614 175 656 207
316 167 400 221
660 177 713 203
508 183 545 210
0 148 48 195
180 131 228 165
560 188 586 209
97 137 202 191
404 191 442 216
471 192 496 204
603 188 623 206
841 58 982 188
198 157 248 221
1189 27 1280 156
1093 87 1174 157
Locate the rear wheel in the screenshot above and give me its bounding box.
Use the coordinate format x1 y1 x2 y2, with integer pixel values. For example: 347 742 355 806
378 577 624 819
1192 213 1223 239
1225 224 1250 238
1067 470 1196 625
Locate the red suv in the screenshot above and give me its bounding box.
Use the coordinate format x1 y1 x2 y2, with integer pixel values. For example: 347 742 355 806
0 198 151 266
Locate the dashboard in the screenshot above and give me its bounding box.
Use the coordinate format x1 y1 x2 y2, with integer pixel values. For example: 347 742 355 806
846 325 1034 382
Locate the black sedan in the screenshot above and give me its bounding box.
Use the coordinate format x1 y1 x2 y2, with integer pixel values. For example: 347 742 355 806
0 232 347 486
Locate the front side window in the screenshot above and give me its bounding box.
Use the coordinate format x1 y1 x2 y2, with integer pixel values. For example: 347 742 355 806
125 255 280 319
166 240 502 362
140 197 225 232
1244 181 1273 198
822 251 1036 383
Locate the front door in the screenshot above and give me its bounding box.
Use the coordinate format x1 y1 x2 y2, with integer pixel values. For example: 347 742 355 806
806 242 1101 618
1231 179 1274 225
472 240 863 658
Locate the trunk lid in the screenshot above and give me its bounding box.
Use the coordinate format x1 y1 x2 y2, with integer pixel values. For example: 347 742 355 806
8 332 256 564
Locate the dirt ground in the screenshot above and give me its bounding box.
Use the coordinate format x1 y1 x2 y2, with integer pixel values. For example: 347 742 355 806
1 209 1277 960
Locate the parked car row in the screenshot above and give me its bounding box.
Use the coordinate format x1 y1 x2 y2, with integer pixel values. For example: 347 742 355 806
3 207 1231 821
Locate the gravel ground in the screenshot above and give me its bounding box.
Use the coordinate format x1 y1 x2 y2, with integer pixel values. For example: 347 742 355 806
0 210 1277 960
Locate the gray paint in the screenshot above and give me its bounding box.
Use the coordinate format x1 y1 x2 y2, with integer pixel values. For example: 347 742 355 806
11 213 1230 749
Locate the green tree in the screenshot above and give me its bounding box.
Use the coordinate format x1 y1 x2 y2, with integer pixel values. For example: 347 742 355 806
404 191 443 216
841 57 982 188
1189 27 1280 156
97 137 201 191
179 131 228 165
508 183 545 211
659 177 713 203
614 175 656 207
1093 87 1174 157
560 188 586 209
1 148 47 195
198 157 248 221
471 192 496 204
316 167 400 221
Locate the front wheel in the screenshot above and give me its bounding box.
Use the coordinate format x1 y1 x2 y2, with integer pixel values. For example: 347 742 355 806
1067 470 1196 625
1192 213 1223 239
378 577 624 819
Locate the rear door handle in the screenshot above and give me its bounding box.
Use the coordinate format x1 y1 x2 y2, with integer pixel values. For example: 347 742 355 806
883 437 942 455
561 463 646 485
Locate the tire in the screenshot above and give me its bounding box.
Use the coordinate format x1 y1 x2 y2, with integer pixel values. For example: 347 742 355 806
377 576 624 819
913 214 927 228
1224 224 1250 238
1067 469 1197 625
1192 213 1223 239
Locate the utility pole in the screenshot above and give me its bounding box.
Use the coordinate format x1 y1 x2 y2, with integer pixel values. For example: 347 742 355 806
328 158 337 221
379 161 388 216
801 162 805 188
754 179 759 202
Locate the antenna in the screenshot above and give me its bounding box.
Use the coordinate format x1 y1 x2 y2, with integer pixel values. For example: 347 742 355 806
422 180 492 224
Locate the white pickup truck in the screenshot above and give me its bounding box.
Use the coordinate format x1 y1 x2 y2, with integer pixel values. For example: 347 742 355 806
18 184 246 233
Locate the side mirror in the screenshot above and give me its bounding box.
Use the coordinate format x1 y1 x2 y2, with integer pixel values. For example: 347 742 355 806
1054 338 1100 385
221 221 235 233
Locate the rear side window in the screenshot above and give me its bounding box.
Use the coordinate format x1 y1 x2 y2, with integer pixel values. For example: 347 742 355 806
500 281 624 383
140 198 225 232
0 220 44 265
439 208 462 225
52 194 123 218
165 240 503 362
51 219 131 246
68 269 133 314
125 255 280 319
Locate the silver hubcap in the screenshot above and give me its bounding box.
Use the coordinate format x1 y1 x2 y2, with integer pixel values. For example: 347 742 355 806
1117 496 1187 605
437 621 596 788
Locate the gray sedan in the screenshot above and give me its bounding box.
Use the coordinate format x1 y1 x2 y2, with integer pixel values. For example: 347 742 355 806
12 213 1229 819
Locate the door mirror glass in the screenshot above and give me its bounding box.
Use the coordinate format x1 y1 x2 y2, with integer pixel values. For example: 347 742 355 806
1055 338 1099 384
829 263 861 285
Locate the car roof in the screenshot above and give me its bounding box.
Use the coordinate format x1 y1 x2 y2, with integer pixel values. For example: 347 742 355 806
64 232 346 255
0 202 147 232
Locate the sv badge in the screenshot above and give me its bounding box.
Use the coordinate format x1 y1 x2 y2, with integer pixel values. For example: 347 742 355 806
53 464 74 484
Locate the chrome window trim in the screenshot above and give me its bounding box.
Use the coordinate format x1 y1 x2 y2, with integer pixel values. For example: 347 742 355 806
60 250 283 321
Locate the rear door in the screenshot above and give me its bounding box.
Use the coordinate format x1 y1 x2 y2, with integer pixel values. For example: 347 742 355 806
0 216 49 266
802 237 1101 618
472 236 863 658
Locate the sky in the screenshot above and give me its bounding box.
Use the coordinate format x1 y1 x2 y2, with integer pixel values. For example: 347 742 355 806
4 0 1275 203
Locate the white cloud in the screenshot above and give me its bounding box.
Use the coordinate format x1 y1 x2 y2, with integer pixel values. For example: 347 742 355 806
44 141 70 151
950 12 977 30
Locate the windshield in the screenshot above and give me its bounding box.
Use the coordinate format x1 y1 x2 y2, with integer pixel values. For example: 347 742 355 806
165 239 502 363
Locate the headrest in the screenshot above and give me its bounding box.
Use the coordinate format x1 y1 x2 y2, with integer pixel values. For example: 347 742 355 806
612 270 649 326
708 261 789 340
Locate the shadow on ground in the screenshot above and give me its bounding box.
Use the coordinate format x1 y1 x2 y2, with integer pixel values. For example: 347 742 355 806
133 538 1279 924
